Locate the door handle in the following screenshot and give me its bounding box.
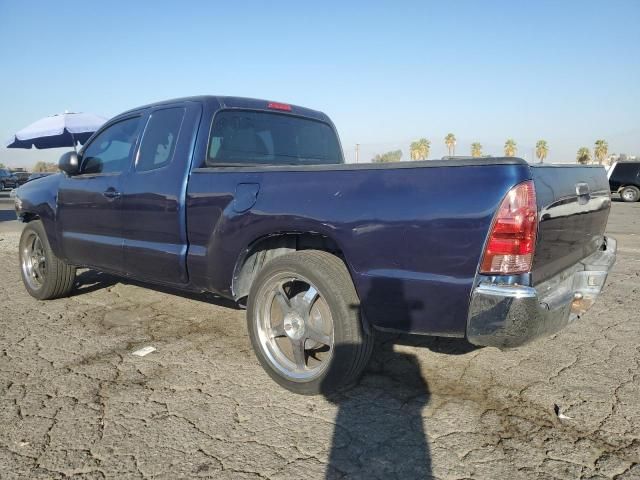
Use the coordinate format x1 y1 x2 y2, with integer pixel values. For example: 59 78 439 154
103 188 121 199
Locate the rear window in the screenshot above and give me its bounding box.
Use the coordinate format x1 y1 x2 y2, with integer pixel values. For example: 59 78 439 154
206 110 343 167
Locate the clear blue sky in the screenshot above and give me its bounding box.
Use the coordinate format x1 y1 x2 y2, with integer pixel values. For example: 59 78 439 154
1 0 639 167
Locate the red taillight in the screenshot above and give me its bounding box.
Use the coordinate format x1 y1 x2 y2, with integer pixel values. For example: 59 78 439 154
267 102 292 111
480 180 538 274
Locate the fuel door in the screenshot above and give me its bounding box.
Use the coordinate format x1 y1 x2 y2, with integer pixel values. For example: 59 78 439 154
233 183 260 212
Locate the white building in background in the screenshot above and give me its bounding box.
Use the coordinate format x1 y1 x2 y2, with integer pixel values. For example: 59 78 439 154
594 153 637 167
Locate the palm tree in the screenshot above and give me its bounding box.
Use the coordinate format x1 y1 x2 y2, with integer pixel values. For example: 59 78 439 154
576 147 591 165
410 141 419 160
504 138 517 157
419 138 430 159
444 133 456 156
410 138 431 160
535 140 549 163
471 142 482 157
594 140 609 165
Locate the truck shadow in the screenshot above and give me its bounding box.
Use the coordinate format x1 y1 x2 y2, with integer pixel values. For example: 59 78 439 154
72 269 475 479
322 339 433 479
318 277 478 479
71 269 241 310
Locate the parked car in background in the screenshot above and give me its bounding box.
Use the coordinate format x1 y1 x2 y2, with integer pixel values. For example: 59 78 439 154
26 172 54 183
13 96 617 394
0 168 18 190
11 171 30 186
608 161 640 202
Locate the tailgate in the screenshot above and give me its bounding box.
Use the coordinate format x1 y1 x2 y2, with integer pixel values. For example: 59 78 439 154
531 165 611 285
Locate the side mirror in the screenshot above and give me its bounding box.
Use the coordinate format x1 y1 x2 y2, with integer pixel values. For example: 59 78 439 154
59 151 80 176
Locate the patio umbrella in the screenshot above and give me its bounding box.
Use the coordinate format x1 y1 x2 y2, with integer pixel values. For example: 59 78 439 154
4 111 107 150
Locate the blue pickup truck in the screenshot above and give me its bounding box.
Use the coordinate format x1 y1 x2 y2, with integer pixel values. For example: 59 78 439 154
14 96 616 393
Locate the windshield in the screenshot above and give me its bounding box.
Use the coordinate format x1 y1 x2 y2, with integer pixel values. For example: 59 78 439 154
206 110 343 166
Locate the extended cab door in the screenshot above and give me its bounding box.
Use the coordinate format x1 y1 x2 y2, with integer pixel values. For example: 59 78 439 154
119 102 202 284
57 115 143 273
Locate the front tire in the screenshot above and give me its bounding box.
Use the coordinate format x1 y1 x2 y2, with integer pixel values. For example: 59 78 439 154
19 220 76 300
247 250 374 395
620 186 640 203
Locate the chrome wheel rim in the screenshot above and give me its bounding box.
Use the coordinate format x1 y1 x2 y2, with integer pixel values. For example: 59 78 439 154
622 190 635 201
21 231 46 290
256 272 334 382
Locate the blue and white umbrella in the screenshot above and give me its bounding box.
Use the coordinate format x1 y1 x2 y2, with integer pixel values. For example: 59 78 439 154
4 111 107 149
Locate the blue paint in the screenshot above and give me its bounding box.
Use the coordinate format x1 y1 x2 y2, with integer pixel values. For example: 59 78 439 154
16 96 608 338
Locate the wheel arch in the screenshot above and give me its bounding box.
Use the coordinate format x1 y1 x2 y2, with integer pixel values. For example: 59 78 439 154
18 211 40 223
17 202 63 259
232 231 353 303
618 182 640 189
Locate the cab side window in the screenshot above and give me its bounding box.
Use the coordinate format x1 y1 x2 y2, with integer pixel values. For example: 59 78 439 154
81 117 141 175
136 108 186 172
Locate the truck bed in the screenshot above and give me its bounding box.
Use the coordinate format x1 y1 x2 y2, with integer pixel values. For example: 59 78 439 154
189 158 518 336
187 158 611 338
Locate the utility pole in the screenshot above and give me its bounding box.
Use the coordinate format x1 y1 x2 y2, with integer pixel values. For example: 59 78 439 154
355 143 360 164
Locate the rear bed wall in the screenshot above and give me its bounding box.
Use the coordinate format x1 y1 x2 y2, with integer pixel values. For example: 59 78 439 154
531 165 611 285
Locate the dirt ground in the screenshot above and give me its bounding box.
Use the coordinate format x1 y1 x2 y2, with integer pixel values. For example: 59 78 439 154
0 194 638 479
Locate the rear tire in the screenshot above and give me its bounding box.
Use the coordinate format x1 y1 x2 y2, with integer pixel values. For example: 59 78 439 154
620 186 640 203
19 220 76 300
247 250 374 395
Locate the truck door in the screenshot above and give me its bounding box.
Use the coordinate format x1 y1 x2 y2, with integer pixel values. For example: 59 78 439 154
57 115 143 273
120 102 202 284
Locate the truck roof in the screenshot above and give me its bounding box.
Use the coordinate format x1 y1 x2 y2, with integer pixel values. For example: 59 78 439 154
118 95 331 123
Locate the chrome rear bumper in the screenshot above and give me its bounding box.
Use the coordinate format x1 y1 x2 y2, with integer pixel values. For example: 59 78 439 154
467 236 617 348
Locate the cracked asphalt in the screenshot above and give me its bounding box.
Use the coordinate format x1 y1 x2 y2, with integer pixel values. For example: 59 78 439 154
0 194 638 479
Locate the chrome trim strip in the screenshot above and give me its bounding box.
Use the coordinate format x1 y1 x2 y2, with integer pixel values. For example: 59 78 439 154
474 284 537 299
